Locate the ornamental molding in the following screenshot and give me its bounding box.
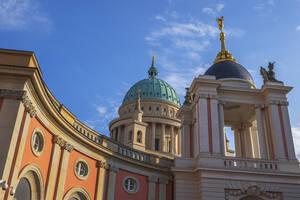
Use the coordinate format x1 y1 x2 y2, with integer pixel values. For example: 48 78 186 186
96 160 110 170
22 95 37 118
225 182 282 200
53 135 74 152
0 89 26 100
218 99 226 105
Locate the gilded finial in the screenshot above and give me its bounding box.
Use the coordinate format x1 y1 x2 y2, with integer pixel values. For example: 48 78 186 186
213 16 237 64
152 51 155 66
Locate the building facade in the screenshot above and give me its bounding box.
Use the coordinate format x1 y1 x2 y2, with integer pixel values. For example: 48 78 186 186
0 17 300 200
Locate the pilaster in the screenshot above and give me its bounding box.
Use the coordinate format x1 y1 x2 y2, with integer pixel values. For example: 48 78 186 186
107 165 119 200
95 160 110 200
159 178 168 200
54 136 74 200
148 176 158 200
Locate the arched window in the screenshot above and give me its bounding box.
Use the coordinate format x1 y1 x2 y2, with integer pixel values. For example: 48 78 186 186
137 131 142 143
15 178 31 200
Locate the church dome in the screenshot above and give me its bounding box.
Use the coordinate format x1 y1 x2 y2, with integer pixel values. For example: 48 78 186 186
122 56 180 106
204 60 254 84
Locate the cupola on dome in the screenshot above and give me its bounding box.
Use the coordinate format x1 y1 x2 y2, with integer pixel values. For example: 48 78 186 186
122 56 180 106
204 16 254 86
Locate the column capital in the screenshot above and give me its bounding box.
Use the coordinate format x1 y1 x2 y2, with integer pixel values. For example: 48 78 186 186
268 100 289 106
53 135 74 152
96 160 110 170
22 95 37 118
218 100 226 105
148 176 158 183
159 178 169 184
197 93 218 100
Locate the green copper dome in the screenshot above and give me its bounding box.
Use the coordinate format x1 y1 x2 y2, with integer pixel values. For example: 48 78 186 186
122 56 181 106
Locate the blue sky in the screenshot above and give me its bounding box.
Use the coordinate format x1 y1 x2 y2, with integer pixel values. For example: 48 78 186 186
1 0 300 157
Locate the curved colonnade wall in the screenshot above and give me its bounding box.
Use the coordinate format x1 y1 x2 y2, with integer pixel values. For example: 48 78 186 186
0 49 173 200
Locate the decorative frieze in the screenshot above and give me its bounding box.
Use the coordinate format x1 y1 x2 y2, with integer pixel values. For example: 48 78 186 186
96 160 110 170
53 135 74 152
225 183 282 200
0 89 26 100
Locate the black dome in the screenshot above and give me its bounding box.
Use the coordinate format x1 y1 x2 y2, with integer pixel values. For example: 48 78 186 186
204 60 254 84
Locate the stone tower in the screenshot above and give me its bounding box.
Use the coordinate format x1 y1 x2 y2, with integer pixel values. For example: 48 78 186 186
173 17 300 200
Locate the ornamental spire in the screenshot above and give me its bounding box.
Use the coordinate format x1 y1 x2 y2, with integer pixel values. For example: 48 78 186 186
214 16 237 64
148 52 158 78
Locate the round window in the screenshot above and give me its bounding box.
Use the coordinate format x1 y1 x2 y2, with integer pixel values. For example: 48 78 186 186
75 159 90 180
123 176 139 194
31 129 45 157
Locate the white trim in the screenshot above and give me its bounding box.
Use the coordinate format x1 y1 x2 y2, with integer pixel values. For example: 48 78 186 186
74 158 90 180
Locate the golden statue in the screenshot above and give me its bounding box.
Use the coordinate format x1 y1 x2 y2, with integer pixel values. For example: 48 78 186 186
213 16 237 64
217 16 224 32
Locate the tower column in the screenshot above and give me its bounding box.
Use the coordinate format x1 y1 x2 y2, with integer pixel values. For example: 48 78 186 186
218 100 226 156
162 124 166 152
171 125 175 153
117 126 121 142
178 127 181 155
280 102 297 160
151 123 156 151
255 104 268 159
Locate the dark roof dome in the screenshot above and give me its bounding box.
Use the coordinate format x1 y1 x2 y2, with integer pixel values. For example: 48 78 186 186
204 60 254 84
204 16 254 86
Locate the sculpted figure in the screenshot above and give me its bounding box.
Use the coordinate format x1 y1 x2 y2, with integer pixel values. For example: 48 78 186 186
260 62 281 83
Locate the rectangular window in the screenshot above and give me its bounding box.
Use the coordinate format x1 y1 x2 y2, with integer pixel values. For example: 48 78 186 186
155 139 159 151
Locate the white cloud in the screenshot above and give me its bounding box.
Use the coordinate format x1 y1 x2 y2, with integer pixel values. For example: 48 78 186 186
216 4 225 12
96 106 107 115
0 0 52 31
292 126 300 159
202 3 225 16
155 15 167 22
296 26 300 31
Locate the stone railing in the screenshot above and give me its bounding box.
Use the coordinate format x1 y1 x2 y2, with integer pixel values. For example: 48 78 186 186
74 126 173 168
223 157 279 171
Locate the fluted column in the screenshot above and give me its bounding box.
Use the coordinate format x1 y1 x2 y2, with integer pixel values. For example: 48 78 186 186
162 124 166 152
255 104 268 159
151 123 156 151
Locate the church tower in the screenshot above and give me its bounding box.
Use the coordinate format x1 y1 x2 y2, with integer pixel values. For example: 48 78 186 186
173 17 300 200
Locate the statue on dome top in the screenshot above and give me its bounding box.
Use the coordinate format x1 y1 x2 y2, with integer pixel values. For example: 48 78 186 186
260 62 282 83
